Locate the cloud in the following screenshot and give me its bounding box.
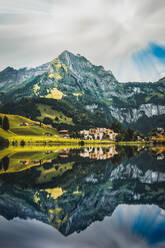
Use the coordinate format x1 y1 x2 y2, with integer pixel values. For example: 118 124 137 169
0 0 165 81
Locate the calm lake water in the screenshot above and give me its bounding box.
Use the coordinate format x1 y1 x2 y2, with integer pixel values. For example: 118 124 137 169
0 145 165 248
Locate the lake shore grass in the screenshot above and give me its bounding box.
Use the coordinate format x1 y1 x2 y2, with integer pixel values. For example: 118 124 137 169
0 128 148 148
117 141 147 146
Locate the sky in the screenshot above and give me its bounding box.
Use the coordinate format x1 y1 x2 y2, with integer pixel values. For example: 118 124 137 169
0 0 165 82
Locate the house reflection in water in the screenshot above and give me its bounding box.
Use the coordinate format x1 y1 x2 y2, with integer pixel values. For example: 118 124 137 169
59 151 70 158
80 146 117 160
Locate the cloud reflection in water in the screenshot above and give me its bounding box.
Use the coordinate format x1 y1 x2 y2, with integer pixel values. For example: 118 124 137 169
0 204 164 248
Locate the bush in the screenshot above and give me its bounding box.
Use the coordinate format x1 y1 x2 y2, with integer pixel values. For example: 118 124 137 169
2 156 9 171
0 117 2 127
111 121 122 133
43 117 53 125
79 140 85 146
20 140 26 146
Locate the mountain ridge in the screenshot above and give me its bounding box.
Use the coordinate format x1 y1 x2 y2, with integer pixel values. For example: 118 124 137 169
1 50 163 85
0 50 165 134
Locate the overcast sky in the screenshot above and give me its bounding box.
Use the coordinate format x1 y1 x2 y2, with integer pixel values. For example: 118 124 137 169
0 0 165 81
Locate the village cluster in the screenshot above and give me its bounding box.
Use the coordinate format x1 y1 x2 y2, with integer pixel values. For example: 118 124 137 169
80 128 118 141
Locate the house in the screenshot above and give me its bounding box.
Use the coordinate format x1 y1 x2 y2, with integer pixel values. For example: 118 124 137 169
20 122 30 126
80 130 93 140
137 136 142 141
24 122 30 126
157 155 164 160
157 128 164 134
108 132 118 140
32 160 42 165
89 128 118 140
20 161 30 165
47 124 52 128
46 160 52 163
59 130 70 137
59 152 69 158
80 146 118 160
80 128 118 141
32 123 41 127
80 130 89 136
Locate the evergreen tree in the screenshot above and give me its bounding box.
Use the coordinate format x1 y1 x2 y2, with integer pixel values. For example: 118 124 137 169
111 121 122 133
2 116 10 131
2 156 9 171
20 140 25 147
125 128 134 141
0 116 2 127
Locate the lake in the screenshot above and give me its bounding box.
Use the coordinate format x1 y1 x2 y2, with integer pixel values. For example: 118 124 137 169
0 145 165 248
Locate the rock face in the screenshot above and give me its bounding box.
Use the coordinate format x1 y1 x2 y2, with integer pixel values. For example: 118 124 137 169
0 50 165 133
58 51 118 97
109 104 165 123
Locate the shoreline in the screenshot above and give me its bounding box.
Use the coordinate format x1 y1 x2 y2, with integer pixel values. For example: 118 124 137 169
1 130 164 149
1 134 148 147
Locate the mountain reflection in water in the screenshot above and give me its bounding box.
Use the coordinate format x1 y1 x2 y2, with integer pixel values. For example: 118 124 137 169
0 145 165 247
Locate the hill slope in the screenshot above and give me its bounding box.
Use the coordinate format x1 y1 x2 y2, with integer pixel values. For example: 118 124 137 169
0 113 58 139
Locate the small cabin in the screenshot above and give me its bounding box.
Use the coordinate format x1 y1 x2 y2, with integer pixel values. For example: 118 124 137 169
59 130 70 137
20 122 30 126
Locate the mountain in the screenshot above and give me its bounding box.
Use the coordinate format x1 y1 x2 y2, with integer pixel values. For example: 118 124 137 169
0 50 165 133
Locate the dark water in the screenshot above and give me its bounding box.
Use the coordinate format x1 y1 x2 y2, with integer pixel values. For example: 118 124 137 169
0 145 165 248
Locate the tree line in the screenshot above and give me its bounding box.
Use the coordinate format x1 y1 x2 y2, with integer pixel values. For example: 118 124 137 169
110 121 141 141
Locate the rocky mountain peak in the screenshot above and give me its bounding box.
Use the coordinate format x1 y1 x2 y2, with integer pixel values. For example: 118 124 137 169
1 66 16 73
58 50 116 82
58 50 88 70
59 50 74 58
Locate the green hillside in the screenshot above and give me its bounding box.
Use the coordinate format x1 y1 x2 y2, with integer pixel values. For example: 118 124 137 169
0 113 59 143
36 104 74 126
0 98 110 131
